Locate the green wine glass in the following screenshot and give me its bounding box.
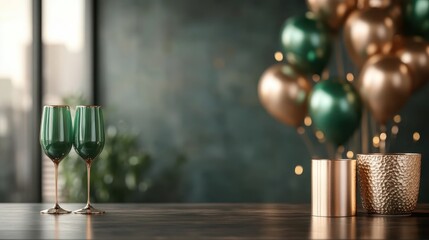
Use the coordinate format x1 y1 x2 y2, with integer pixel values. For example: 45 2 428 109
73 105 105 214
40 105 73 214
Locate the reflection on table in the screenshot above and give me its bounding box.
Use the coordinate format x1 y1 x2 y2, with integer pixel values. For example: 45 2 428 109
0 204 429 239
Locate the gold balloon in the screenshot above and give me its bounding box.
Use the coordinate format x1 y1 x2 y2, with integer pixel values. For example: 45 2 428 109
344 8 398 67
357 0 393 8
306 0 357 31
358 54 412 125
393 36 429 91
389 3 402 27
258 64 312 128
357 0 403 30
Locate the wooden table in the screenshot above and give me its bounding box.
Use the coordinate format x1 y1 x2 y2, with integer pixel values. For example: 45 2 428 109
0 203 428 239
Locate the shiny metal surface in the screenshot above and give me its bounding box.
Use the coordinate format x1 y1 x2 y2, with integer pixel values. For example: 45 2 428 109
258 64 312 127
306 0 357 31
344 7 398 67
393 36 429 91
357 153 421 215
312 159 356 217
357 54 413 125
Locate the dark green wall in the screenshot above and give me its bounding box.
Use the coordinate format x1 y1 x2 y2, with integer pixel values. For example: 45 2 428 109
98 0 429 202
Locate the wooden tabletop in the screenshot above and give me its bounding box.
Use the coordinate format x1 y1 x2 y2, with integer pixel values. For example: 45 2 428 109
0 203 428 239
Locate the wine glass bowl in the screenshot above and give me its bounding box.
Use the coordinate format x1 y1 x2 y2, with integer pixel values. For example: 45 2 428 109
42 142 72 163
40 105 73 214
73 142 104 162
73 105 105 214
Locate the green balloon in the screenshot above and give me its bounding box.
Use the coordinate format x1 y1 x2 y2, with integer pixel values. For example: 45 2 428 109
281 13 332 75
403 0 429 40
309 79 362 146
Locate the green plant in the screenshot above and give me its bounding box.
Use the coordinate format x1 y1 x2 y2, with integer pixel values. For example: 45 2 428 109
60 96 186 202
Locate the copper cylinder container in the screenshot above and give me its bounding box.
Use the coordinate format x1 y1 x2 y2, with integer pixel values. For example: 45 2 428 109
312 159 356 217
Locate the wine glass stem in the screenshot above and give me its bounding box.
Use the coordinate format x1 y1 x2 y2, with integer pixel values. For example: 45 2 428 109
54 162 59 206
86 161 91 206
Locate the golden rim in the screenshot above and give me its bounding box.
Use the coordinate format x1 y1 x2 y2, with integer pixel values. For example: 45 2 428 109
44 105 69 108
76 105 101 108
312 159 356 161
356 153 421 157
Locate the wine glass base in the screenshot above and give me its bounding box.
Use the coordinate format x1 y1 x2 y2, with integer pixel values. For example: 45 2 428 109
41 204 71 214
73 204 105 214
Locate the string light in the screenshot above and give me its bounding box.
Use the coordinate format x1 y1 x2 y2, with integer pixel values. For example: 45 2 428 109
346 73 354 82
337 145 345 153
373 136 380 147
391 125 399 135
367 43 378 55
304 116 312 127
297 127 305 135
315 130 325 142
213 58 225 69
380 132 387 141
312 74 320 82
321 69 330 80
346 151 354 159
295 165 304 175
393 115 401 123
413 132 420 142
274 51 283 62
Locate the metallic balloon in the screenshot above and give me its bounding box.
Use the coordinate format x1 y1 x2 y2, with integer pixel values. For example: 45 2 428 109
393 36 429 91
357 0 403 30
306 0 357 31
281 13 332 75
403 0 429 40
358 54 413 125
389 3 403 30
357 0 394 8
344 8 398 67
309 79 362 146
258 64 312 128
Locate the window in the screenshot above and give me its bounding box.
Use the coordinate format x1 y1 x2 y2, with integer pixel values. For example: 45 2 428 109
0 0 37 202
42 0 91 203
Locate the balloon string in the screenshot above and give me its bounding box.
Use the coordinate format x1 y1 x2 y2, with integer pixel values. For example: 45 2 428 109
335 146 342 160
390 125 398 145
335 38 344 79
361 108 369 154
327 143 335 159
369 113 378 152
349 128 360 159
298 128 316 158
357 0 365 9
386 132 391 153
379 125 387 154
322 69 330 80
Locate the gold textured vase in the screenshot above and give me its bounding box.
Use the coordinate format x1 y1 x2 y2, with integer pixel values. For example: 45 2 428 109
357 153 421 215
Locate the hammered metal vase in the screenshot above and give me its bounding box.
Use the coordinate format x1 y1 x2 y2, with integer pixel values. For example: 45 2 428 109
357 153 421 215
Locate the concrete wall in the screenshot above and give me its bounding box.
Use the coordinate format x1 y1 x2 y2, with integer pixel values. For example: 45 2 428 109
98 0 429 202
